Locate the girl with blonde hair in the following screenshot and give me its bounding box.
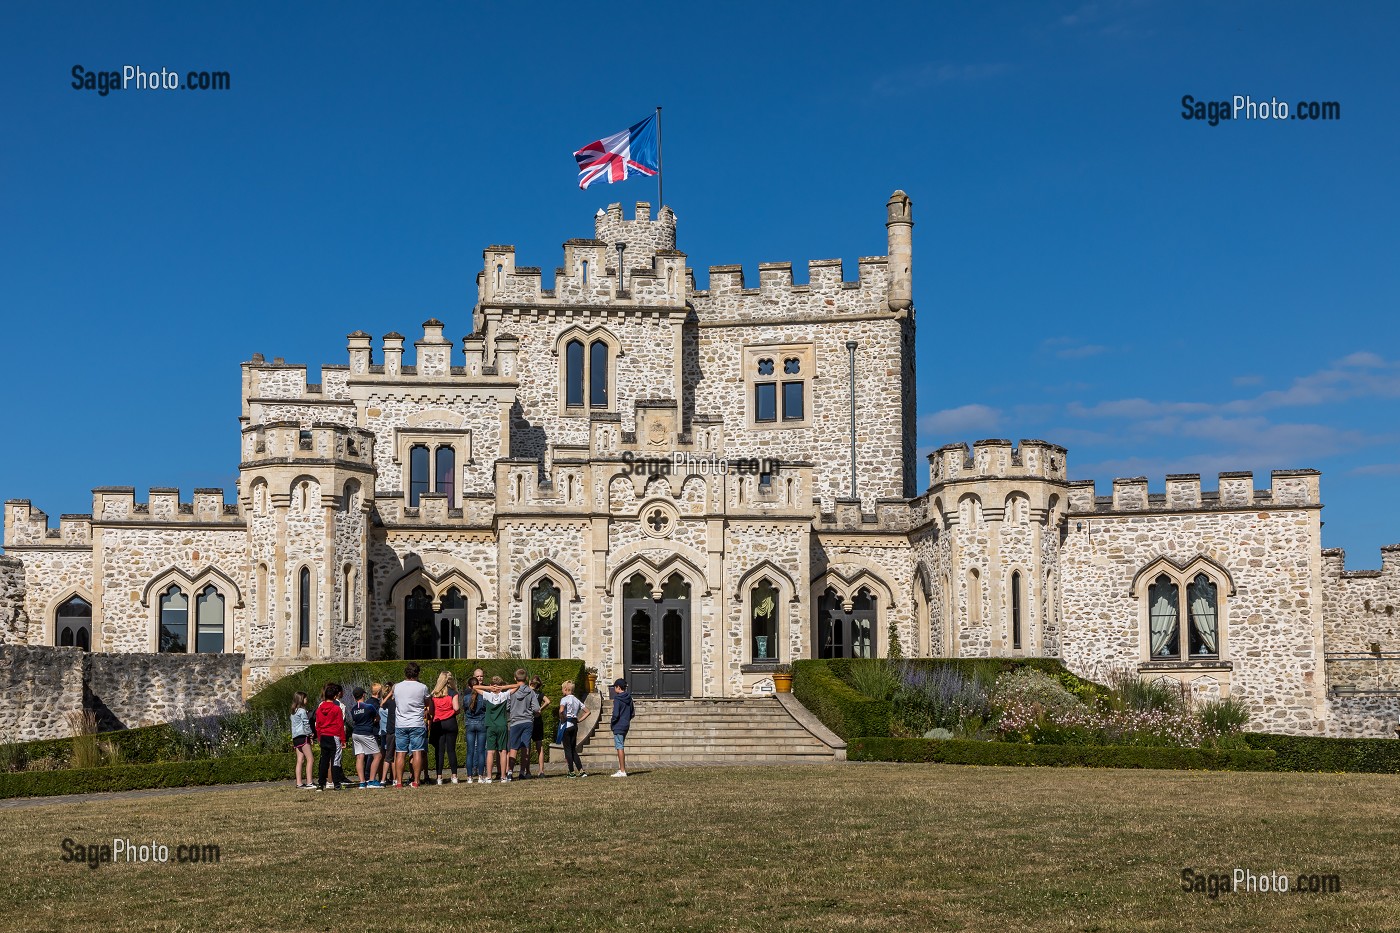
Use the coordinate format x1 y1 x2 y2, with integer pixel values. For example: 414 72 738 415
429 671 462 784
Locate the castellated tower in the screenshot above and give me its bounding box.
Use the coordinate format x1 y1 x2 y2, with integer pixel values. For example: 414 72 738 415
923 439 1069 658
887 190 918 496
239 420 377 679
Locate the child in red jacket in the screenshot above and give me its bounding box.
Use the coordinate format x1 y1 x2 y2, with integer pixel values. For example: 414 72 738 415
314 683 347 791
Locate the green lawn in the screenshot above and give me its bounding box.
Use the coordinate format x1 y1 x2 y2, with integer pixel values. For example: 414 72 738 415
3 763 1397 932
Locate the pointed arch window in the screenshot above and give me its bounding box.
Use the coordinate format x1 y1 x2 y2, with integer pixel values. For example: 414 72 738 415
531 579 562 659
1010 570 1023 650
565 339 585 407
56 595 92 652
159 586 189 653
1143 567 1222 661
195 585 225 653
751 579 779 662
439 586 466 659
298 568 312 649
409 445 430 507
560 331 617 413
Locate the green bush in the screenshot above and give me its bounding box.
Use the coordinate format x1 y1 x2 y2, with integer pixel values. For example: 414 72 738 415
991 668 1083 716
792 660 891 740
1243 732 1400 773
0 753 293 800
846 659 900 701
849 737 1276 771
0 723 191 771
1198 696 1251 734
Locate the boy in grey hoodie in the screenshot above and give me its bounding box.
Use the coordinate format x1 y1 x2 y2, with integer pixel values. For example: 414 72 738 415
609 678 635 777
505 668 539 779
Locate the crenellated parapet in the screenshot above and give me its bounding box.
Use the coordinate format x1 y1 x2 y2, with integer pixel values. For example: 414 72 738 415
691 256 892 323
1065 469 1322 514
478 203 687 310
930 439 1069 487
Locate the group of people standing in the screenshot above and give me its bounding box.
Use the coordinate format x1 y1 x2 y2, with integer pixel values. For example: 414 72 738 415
288 662 636 790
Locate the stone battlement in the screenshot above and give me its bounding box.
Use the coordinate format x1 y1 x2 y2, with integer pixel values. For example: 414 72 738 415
689 256 893 323
1322 544 1400 579
930 439 1069 486
4 489 243 546
241 421 377 468
244 321 523 410
1065 469 1321 513
480 203 686 309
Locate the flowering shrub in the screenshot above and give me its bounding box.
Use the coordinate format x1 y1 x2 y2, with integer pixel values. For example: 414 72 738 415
990 669 1083 717
891 664 994 737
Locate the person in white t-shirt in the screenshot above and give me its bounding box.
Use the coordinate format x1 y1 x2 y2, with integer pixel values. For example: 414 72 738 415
558 679 591 777
392 662 432 789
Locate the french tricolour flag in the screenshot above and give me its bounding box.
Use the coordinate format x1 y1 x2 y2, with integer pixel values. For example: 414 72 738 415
573 114 659 190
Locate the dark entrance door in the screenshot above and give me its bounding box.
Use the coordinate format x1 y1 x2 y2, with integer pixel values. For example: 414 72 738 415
622 572 691 698
816 587 878 659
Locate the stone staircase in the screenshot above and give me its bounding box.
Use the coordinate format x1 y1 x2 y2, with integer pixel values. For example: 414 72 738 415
569 695 845 769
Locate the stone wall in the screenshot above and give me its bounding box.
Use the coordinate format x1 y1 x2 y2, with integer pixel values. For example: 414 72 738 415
86 652 246 731
0 645 86 742
1321 545 1400 653
0 554 30 646
1059 476 1326 735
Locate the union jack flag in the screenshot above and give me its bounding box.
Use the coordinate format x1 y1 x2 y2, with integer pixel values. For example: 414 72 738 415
573 114 659 190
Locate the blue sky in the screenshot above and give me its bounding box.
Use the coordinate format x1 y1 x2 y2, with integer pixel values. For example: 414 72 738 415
1 1 1396 564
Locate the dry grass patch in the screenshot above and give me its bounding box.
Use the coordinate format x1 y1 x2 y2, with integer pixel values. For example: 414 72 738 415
2 763 1398 932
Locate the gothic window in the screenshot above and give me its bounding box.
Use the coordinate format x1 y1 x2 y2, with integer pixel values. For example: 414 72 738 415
404 585 435 660
590 340 609 408
435 445 456 504
1144 568 1221 661
1010 570 1023 650
816 586 878 660
159 586 188 653
439 587 466 659
624 573 651 600
1187 574 1219 657
195 585 225 653
1149 574 1182 659
298 568 312 649
56 595 92 651
409 445 430 507
565 339 585 407
751 579 779 662
530 579 562 660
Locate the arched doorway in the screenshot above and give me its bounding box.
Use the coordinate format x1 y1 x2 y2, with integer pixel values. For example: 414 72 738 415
437 587 466 659
622 572 691 698
404 586 436 660
816 586 878 659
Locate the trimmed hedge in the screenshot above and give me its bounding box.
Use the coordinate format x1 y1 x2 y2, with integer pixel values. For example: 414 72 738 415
0 753 293 800
849 737 1276 771
0 723 191 769
1244 732 1400 774
792 660 890 740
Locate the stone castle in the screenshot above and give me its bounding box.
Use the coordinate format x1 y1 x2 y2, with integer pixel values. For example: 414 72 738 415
3 191 1398 738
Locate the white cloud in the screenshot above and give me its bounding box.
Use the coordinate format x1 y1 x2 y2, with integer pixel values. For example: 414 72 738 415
919 404 1003 437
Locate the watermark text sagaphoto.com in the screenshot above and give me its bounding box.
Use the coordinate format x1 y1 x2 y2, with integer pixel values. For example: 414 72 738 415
61 838 221 869
71 65 230 96
1180 868 1341 898
1181 94 1340 125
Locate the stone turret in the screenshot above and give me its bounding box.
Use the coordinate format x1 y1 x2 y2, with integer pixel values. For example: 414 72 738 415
886 190 913 313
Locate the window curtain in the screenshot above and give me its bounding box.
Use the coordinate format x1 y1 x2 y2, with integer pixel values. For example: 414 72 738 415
1148 577 1178 657
1188 575 1219 655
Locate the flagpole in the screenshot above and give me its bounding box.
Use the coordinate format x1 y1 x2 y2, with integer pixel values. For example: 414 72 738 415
655 105 663 210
